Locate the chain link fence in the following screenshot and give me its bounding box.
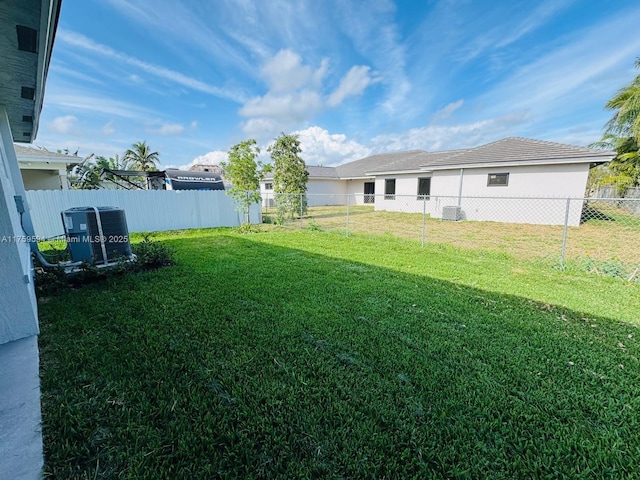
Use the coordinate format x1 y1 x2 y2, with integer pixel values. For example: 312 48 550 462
261 193 640 281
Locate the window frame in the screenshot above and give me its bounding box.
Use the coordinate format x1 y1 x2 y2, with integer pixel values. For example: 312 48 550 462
264 182 273 190
417 177 431 200
384 178 396 200
487 173 509 187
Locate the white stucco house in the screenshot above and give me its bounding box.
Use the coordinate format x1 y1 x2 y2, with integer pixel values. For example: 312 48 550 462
260 137 614 226
0 1 61 478
16 144 81 190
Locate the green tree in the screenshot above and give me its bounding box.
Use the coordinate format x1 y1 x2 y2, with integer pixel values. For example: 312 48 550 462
268 133 309 221
123 141 160 171
220 139 267 224
69 154 139 189
68 153 99 189
590 135 639 195
592 58 640 194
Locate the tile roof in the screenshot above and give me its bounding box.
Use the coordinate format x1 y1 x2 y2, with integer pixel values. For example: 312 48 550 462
263 137 614 180
417 137 613 169
335 150 424 178
306 165 340 178
264 165 339 180
339 137 614 177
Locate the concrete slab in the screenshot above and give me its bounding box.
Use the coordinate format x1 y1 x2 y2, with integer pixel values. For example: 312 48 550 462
0 335 43 480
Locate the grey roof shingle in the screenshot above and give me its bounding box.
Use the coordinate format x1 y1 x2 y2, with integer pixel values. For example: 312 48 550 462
306 165 340 178
335 150 424 178
14 144 82 161
263 137 614 180
264 165 339 180
417 137 613 169
338 137 613 177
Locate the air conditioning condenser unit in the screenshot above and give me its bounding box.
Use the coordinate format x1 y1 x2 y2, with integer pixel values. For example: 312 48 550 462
61 206 133 265
442 205 462 221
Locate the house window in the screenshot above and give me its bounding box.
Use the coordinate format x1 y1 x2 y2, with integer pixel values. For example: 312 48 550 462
264 182 273 190
385 179 396 199
417 177 431 200
487 173 509 186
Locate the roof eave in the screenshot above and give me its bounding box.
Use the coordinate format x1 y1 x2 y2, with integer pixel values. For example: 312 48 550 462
30 0 62 142
418 155 615 171
364 169 428 176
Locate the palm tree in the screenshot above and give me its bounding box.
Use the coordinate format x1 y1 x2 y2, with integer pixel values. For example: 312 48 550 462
604 58 640 143
123 141 160 171
592 58 640 192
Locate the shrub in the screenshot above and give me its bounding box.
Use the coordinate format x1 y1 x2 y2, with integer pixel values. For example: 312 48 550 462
34 235 175 296
131 234 174 269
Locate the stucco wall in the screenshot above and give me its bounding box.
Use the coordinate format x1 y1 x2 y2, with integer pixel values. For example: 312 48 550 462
21 168 66 190
374 164 590 226
0 107 39 345
306 178 347 206
344 179 374 205
374 173 426 213
261 178 348 207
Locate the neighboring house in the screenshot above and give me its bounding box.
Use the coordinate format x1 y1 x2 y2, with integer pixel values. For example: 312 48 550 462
0 1 62 478
16 144 81 190
262 165 342 207
260 137 614 226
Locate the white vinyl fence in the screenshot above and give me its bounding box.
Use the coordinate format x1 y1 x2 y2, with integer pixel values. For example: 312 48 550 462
26 189 261 239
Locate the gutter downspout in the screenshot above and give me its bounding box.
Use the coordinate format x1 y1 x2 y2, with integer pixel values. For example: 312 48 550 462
457 168 464 207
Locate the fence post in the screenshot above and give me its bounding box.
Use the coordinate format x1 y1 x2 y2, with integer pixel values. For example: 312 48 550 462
300 193 303 229
560 198 571 266
246 191 250 224
421 196 426 247
346 194 350 237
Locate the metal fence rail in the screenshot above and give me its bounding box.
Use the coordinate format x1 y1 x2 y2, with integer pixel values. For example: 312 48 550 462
262 193 640 279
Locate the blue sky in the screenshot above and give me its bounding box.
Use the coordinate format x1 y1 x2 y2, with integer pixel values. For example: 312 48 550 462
35 0 640 169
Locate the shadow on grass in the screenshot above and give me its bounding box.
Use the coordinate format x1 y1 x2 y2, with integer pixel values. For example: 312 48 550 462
38 232 640 479
580 203 617 223
262 207 375 222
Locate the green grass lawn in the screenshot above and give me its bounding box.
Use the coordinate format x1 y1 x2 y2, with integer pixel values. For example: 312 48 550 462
39 228 640 479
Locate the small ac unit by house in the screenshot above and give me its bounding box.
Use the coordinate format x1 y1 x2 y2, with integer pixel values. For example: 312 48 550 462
61 206 132 265
442 205 462 221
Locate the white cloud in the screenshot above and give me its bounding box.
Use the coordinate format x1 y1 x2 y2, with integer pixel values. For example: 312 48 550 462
147 122 185 136
294 126 372 166
46 91 156 119
495 0 575 48
57 29 246 103
371 112 529 152
327 66 376 107
239 50 375 139
241 118 281 140
335 1 411 116
49 115 78 134
432 100 464 121
178 150 228 170
239 51 330 138
240 90 323 122
260 49 328 93
102 121 115 135
480 7 640 119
